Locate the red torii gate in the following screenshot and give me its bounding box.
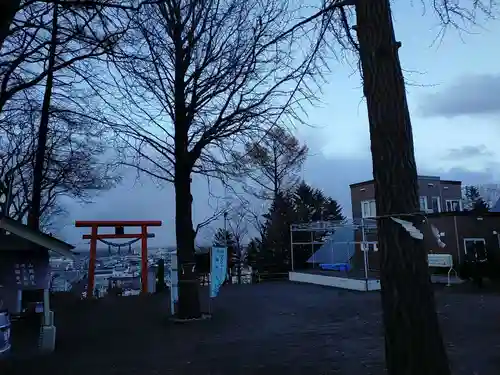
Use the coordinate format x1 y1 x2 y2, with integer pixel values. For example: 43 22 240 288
75 220 162 297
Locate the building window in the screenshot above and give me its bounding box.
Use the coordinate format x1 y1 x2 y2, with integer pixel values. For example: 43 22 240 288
445 199 462 212
430 196 441 213
464 238 487 261
419 196 428 212
361 199 376 218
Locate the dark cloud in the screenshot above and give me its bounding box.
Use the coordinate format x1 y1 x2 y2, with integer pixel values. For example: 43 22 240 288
444 145 494 160
301 156 372 216
419 74 500 118
303 156 500 217
58 169 228 250
56 154 500 248
427 164 500 185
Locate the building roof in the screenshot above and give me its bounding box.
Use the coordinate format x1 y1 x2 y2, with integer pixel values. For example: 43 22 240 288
0 215 75 258
349 176 462 188
425 210 500 219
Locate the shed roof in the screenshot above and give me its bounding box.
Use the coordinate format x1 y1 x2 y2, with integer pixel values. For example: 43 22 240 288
425 210 500 219
0 215 75 258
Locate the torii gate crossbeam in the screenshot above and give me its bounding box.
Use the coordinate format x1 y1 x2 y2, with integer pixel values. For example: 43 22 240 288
75 220 162 298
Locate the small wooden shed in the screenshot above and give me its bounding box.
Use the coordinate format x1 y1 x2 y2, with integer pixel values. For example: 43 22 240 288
0 215 74 352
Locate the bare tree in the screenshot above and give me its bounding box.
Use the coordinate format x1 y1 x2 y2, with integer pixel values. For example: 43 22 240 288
0 0 154 52
227 204 249 284
241 126 308 201
0 94 120 231
193 182 232 239
242 199 267 240
100 0 326 318
0 1 129 229
0 1 128 116
0 0 124 228
252 0 498 373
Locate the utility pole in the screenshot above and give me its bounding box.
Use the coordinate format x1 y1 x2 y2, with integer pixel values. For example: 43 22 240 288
223 211 231 284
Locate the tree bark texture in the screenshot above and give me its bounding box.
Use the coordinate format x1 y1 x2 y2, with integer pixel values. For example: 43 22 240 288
171 9 201 318
174 163 202 319
355 1 451 374
28 3 58 231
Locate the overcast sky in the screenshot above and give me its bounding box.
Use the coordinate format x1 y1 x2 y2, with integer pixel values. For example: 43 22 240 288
58 3 500 249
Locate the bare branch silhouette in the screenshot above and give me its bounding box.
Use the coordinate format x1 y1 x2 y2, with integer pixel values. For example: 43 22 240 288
93 0 330 318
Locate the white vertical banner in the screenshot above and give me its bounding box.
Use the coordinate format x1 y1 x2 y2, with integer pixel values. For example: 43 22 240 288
168 251 178 315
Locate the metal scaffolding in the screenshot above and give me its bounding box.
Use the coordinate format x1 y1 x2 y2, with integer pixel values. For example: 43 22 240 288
290 218 379 278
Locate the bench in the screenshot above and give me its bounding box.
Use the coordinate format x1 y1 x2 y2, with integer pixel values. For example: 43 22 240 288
428 254 457 286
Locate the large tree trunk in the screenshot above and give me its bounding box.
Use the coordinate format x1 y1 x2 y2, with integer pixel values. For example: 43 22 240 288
171 4 201 318
27 3 58 231
355 1 451 375
0 0 20 51
174 161 201 319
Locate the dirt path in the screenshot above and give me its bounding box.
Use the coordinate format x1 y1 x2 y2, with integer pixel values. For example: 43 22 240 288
2 283 500 375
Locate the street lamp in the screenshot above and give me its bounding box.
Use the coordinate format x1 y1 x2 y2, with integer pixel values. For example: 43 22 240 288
223 211 228 247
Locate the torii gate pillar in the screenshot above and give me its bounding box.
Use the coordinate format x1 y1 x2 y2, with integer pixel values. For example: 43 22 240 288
75 220 162 298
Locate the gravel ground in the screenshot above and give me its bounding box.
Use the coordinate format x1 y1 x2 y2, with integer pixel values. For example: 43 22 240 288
2 282 500 375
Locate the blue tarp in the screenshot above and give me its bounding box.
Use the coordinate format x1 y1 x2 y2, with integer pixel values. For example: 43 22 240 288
307 226 355 264
319 263 351 272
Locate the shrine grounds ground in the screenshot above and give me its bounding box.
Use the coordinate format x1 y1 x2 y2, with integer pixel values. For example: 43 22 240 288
3 282 500 375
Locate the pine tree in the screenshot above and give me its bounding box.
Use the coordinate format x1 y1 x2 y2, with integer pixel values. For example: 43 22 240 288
262 192 296 272
472 199 490 213
246 238 263 271
464 185 490 212
293 181 345 223
257 181 345 272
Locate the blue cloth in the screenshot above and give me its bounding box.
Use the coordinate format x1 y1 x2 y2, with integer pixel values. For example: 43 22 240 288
319 263 351 272
210 247 228 298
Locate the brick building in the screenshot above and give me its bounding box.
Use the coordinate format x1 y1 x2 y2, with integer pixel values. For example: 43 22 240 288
349 176 500 269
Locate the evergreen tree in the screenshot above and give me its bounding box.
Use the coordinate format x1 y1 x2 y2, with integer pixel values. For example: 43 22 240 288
464 185 490 213
261 192 296 272
257 181 345 271
464 185 481 209
290 181 345 268
472 199 490 213
246 237 263 270
293 181 345 223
